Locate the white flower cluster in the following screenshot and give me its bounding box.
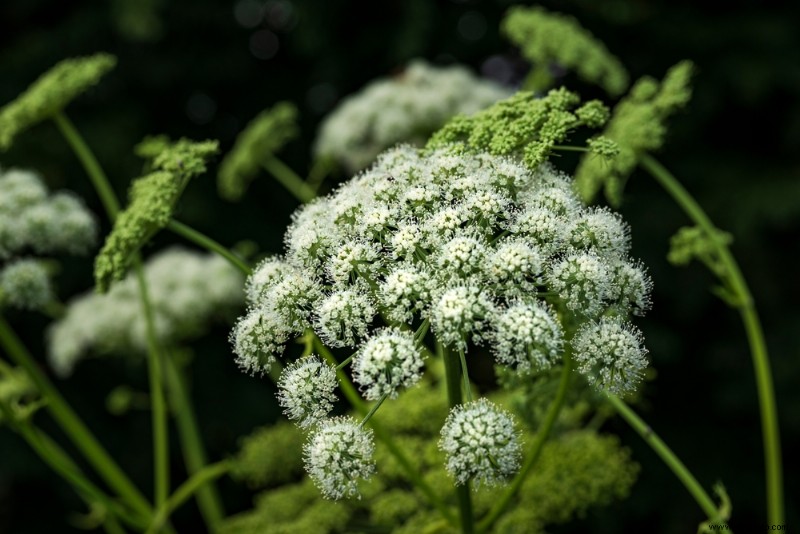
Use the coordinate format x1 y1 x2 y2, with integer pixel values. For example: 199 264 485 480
277 355 339 428
314 60 511 173
235 145 650 384
0 167 97 311
0 168 96 259
0 259 53 310
303 416 376 500
48 247 244 376
235 144 653 494
439 398 522 487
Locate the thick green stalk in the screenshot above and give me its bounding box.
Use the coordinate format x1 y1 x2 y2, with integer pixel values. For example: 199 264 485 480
607 394 724 524
640 154 783 524
0 316 153 519
0 400 145 530
164 355 225 532
440 343 474 534
133 261 170 510
262 156 316 203
478 353 572 532
53 112 121 218
146 461 231 534
312 335 456 525
166 220 251 276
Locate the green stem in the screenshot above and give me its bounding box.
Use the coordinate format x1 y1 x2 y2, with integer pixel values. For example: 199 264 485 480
440 343 474 534
313 335 456 525
54 109 180 523
166 220 251 276
164 355 225 533
640 154 783 524
478 353 572 532
146 461 231 534
133 260 169 510
358 393 388 428
334 352 356 371
53 112 121 218
0 401 145 531
262 156 316 203
0 316 154 519
607 394 723 523
457 349 472 402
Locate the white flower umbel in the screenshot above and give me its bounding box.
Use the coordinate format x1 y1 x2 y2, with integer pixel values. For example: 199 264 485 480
0 258 53 311
231 306 287 375
314 60 511 173
48 247 244 376
0 168 96 259
490 300 563 373
277 355 339 428
235 144 652 369
547 251 612 318
572 317 649 395
304 416 376 500
439 398 522 487
314 285 375 348
429 285 494 352
353 328 424 400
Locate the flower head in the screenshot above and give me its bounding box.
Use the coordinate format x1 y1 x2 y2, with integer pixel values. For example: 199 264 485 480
439 398 522 487
304 417 376 500
352 328 424 401
572 317 648 395
277 355 339 428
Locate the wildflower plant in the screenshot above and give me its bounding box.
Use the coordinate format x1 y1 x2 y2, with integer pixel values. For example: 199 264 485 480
0 4 785 534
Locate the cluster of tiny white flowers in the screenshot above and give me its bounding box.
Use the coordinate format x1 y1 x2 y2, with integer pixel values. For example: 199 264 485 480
571 317 649 395
48 247 244 376
490 300 563 373
0 168 96 259
277 355 339 428
234 143 653 495
314 60 511 173
0 168 97 311
235 144 652 384
303 417 376 500
352 327 424 401
439 398 522 487
0 259 53 310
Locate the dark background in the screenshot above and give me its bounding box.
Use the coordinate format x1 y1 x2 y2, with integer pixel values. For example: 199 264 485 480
0 0 798 532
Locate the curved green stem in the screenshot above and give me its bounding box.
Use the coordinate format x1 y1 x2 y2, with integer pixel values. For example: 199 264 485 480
0 400 146 530
313 335 456 526
607 394 724 525
478 353 572 533
458 349 472 402
640 154 783 524
440 343 474 534
0 316 154 519
164 355 225 532
166 220 251 276
53 112 121 218
359 392 388 428
146 461 231 534
262 156 316 203
133 260 170 510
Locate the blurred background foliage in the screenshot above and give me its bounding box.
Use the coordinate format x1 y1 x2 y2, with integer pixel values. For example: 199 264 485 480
0 0 798 532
